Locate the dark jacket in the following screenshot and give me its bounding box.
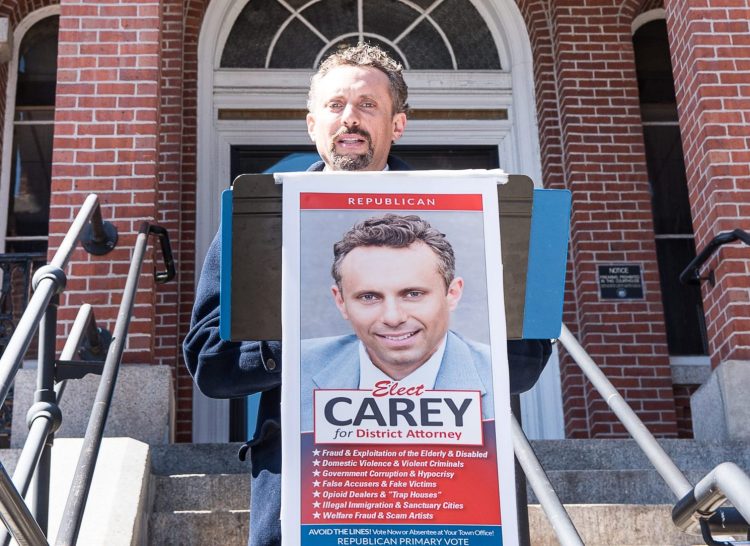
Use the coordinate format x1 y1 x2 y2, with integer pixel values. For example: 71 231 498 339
183 156 551 546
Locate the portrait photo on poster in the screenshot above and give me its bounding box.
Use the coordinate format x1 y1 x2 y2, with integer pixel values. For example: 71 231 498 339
300 210 491 342
298 208 498 437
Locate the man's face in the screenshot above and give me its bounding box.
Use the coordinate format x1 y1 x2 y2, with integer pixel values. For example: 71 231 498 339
307 65 406 171
332 242 463 379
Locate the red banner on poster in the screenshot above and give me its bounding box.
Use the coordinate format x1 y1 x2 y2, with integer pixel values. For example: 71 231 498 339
300 193 484 211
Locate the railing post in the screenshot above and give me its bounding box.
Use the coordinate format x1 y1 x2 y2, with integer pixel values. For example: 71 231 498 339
28 294 59 535
511 395 531 546
0 195 120 544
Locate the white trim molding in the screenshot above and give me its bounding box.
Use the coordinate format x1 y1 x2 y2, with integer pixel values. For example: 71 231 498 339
632 8 666 35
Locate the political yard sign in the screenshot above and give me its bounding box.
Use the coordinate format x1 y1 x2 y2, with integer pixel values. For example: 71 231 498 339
280 171 518 546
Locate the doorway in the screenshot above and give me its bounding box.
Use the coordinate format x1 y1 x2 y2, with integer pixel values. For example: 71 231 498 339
195 0 562 443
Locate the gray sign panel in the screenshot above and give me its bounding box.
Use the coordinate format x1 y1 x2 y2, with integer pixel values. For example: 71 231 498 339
598 264 643 299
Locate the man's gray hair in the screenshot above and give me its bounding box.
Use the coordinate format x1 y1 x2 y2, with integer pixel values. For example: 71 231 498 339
308 43 409 116
332 214 455 290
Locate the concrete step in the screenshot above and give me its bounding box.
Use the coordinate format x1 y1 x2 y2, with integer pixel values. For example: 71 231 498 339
0 448 24 475
529 439 750 471
150 442 248 475
145 441 750 546
149 510 249 546
524 439 750 506
528 504 725 546
152 473 249 512
148 444 250 545
526 468 729 504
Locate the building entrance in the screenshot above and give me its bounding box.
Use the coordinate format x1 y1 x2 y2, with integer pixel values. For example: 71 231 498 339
194 0 563 442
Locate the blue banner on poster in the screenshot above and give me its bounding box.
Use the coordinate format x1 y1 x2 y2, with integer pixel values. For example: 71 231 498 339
302 525 502 546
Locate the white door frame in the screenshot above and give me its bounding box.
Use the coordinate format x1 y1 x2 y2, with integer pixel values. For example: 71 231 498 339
194 0 562 442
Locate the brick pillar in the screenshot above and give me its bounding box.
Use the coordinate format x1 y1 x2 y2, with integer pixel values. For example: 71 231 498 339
665 0 750 366
665 0 750 441
52 0 162 363
515 0 587 437
159 0 194 442
543 2 678 437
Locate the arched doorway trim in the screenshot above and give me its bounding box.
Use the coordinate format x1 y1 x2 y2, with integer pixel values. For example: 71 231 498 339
632 7 666 34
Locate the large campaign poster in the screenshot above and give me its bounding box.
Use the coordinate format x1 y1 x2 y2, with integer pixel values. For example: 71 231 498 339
281 171 517 546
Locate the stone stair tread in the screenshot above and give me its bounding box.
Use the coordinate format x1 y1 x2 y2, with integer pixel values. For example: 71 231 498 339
148 510 249 546
528 504 735 546
526 467 732 504
145 441 750 545
529 439 750 471
150 442 248 476
152 473 249 512
527 469 676 504
0 448 25 475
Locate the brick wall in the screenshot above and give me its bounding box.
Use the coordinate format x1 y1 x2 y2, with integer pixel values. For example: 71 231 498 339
43 0 207 444
51 0 162 361
515 0 586 437
14 0 201 444
518 0 678 438
158 0 191 441
665 0 750 367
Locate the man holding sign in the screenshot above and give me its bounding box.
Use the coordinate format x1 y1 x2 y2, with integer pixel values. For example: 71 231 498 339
301 214 494 433
184 43 549 546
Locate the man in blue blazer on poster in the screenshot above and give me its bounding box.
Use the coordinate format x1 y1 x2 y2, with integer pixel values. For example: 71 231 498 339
301 214 495 432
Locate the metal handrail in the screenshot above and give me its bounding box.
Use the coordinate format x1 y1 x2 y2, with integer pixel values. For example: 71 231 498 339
0 195 173 545
0 194 113 544
0 195 110 410
672 463 750 534
511 416 584 545
680 229 750 286
558 325 693 497
0 306 100 546
558 324 750 540
0 463 46 546
55 222 173 546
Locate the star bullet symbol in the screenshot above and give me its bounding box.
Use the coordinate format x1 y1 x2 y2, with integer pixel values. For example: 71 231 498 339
313 480 321 487
313 470 321 477
313 491 321 498
313 501 321 508
313 512 321 519
313 459 321 466
312 449 321 456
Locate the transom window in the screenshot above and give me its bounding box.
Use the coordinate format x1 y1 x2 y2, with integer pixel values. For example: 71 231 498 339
220 0 501 69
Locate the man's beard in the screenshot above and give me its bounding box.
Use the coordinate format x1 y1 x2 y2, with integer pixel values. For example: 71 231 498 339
330 128 374 171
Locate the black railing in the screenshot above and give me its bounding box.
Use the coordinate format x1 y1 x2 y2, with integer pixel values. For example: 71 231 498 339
0 253 47 447
56 222 174 545
0 195 174 546
0 253 46 353
680 229 750 286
